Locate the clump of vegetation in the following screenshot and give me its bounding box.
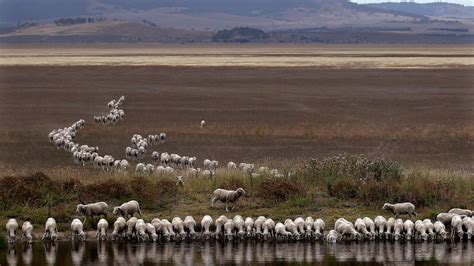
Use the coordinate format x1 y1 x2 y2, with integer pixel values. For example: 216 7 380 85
0 232 5 249
213 27 269 43
256 177 306 201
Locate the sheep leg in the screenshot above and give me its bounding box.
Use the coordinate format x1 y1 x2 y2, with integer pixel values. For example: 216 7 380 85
42 232 47 241
211 197 218 207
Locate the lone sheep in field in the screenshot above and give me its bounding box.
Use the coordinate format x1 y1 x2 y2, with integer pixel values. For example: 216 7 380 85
113 200 142 218
5 218 18 243
76 202 109 222
383 202 417 219
211 188 246 212
22 220 33 244
200 120 206 129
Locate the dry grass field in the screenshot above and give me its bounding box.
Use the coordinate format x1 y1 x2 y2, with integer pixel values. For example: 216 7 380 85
0 45 472 230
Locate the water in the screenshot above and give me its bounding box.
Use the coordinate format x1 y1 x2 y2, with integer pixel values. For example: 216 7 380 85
1 241 473 265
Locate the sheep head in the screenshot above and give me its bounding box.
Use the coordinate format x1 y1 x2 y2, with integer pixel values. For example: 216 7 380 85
236 188 246 196
382 203 393 212
76 204 85 214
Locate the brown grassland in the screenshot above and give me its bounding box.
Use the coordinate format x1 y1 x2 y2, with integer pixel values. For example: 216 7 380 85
0 45 472 233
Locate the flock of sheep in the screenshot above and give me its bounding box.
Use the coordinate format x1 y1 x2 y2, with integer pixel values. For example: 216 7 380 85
5 201 473 245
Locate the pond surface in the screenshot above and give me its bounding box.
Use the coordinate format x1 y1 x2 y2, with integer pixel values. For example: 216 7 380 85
1 241 473 265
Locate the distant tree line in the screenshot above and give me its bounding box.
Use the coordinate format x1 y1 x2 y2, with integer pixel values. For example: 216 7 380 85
54 17 107 26
213 27 269 43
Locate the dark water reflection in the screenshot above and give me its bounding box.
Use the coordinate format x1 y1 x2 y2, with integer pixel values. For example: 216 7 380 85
1 241 473 265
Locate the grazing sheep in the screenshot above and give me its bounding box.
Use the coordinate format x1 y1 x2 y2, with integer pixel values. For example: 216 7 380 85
160 219 175 241
326 230 339 243
244 217 255 238
200 169 213 179
211 188 246 212
224 219 235 241
362 217 376 239
385 217 395 240
172 217 186 240
304 217 315 239
284 219 300 240
184 216 197 239
294 217 306 236
374 216 387 240
71 219 85 241
433 221 448 241
112 217 127 241
451 215 464 240
393 219 404 241
200 120 206 128
76 202 109 222
126 217 138 240
463 217 474 240
96 219 109 241
21 221 33 244
135 163 146 174
262 219 275 241
415 220 428 241
6 218 18 243
275 222 292 241
355 218 372 240
233 215 246 239
146 223 159 242
423 219 435 239
113 200 142 218
404 220 415 241
200 215 213 239
255 216 266 237
449 208 473 217
383 202 417 219
135 219 148 242
227 162 237 169
151 218 162 235
215 215 228 240
42 218 58 242
314 219 325 240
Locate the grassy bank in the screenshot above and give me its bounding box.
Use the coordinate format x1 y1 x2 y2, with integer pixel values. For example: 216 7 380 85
0 155 472 233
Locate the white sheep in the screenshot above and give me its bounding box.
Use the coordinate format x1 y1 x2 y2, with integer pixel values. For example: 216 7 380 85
21 221 33 244
233 215 246 239
294 217 306 236
224 219 235 241
404 220 415 241
215 215 228 240
255 216 266 237
96 219 109 241
415 220 428 241
326 230 339 243
227 162 237 169
151 218 162 235
76 202 109 222
262 219 275 241
436 212 456 226
5 218 18 243
211 188 246 212
463 217 474 239
449 208 473 217
176 175 185 186
135 163 146 174
284 219 300 240
160 219 174 241
42 218 58 241
200 215 213 239
71 218 85 241
112 217 127 241
184 216 197 239
314 218 325 240
355 218 371 239
423 219 435 239
451 215 464 240
113 200 142 218
146 223 159 242
374 216 386 240
362 217 376 239
304 216 315 239
126 217 138 240
433 221 448 241
200 120 206 128
393 219 404 241
244 217 255 238
334 218 361 241
275 222 292 241
135 219 148 242
383 202 417 219
172 217 186 240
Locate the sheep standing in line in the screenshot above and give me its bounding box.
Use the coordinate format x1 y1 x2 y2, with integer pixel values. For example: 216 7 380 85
151 218 162 235
334 218 360 241
393 219 404 241
5 218 18 243
284 219 300 240
160 219 174 241
374 216 386 240
201 215 213 239
463 217 474 239
146 223 159 242
423 219 435 239
433 221 448 241
224 219 235 241
304 217 315 239
172 217 187 240
275 222 292 241
135 219 148 242
326 230 339 243
403 220 414 241
245 217 255 238
362 217 376 239
211 188 246 212
71 219 86 241
415 220 428 241
233 215 246 240
21 221 33 244
294 217 306 236
126 217 138 240
355 218 371 240
385 218 395 240
42 218 58 242
96 219 109 241
451 215 464 240
113 200 142 218
184 216 197 239
314 219 325 240
214 215 228 240
383 202 417 219
76 202 109 223
262 219 275 241
112 217 127 241
255 216 266 238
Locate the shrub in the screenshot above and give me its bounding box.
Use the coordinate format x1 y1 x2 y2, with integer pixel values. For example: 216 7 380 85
256 177 306 201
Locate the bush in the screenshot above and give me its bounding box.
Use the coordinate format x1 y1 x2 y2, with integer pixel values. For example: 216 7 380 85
256 177 306 201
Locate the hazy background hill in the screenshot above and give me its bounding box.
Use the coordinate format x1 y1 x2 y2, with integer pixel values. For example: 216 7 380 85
0 0 473 43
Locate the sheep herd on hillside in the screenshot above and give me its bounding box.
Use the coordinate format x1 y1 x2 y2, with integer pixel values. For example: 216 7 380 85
5 200 473 244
